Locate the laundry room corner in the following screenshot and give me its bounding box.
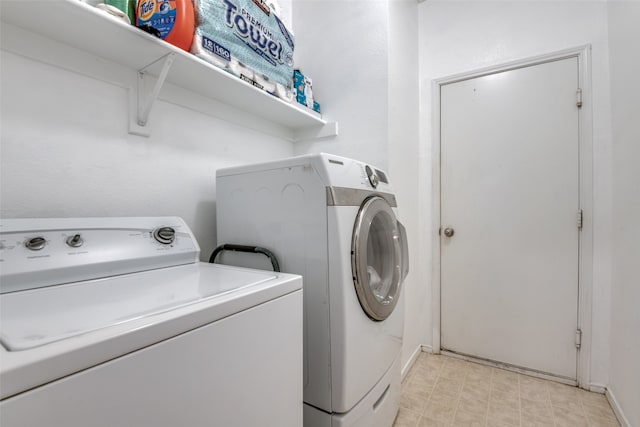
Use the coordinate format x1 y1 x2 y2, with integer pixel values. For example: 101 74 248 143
3 0 639 425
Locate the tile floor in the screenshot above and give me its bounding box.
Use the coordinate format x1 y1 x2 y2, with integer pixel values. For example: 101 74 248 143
394 353 620 427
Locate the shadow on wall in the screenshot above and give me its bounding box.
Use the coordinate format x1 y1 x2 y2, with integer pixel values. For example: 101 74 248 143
193 200 217 262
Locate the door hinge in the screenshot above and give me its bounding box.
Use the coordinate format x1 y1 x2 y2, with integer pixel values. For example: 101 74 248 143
575 329 582 349
577 209 583 230
576 88 583 109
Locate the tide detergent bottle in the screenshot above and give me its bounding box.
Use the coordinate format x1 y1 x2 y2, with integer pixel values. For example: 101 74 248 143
136 0 194 51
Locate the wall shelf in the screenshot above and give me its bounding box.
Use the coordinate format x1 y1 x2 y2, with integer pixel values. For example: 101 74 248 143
0 0 337 140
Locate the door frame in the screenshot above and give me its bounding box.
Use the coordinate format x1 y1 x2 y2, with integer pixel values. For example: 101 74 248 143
430 45 594 388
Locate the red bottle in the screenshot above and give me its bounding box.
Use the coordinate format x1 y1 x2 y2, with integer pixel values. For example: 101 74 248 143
137 0 194 51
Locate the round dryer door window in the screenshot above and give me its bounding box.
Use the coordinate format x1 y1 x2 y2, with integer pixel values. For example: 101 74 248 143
352 196 402 321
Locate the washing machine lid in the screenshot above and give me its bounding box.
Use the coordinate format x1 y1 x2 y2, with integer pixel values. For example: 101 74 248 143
351 196 408 321
0 264 279 351
0 262 301 400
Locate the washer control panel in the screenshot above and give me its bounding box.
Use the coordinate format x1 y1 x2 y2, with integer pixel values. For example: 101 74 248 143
0 217 200 294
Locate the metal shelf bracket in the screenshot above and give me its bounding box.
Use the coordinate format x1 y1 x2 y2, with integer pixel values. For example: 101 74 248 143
129 53 175 136
138 53 175 126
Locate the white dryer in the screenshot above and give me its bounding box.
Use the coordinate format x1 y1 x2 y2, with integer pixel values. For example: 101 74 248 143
216 153 409 427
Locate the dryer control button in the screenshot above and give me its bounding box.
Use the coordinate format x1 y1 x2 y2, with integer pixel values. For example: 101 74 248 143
365 165 378 188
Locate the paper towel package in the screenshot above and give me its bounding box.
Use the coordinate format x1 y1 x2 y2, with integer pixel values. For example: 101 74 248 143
293 69 320 112
293 69 306 106
192 0 295 101
293 69 315 109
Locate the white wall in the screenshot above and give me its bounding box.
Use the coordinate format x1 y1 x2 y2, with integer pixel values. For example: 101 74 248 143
418 0 613 387
606 1 640 425
291 0 390 169
388 0 427 370
0 27 294 259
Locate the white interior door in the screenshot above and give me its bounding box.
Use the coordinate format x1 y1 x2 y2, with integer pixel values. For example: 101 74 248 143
440 57 580 379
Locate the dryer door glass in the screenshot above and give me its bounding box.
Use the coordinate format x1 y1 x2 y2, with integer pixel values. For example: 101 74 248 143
352 196 402 321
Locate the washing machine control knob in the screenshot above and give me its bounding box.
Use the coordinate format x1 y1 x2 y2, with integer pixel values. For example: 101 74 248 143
365 165 378 188
66 234 84 248
153 227 176 245
25 237 47 251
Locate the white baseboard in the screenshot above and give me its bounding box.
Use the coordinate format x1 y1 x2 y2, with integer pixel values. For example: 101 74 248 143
588 383 606 394
401 346 422 380
401 344 435 380
606 388 631 427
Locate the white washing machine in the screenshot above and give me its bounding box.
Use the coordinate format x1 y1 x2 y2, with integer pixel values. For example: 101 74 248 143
216 153 409 427
0 217 303 427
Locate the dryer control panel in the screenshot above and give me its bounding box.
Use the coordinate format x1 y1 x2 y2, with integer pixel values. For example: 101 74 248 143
364 164 390 189
317 154 395 194
0 217 199 294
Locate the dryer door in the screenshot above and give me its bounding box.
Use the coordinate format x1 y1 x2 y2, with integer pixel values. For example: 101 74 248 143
351 196 403 321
